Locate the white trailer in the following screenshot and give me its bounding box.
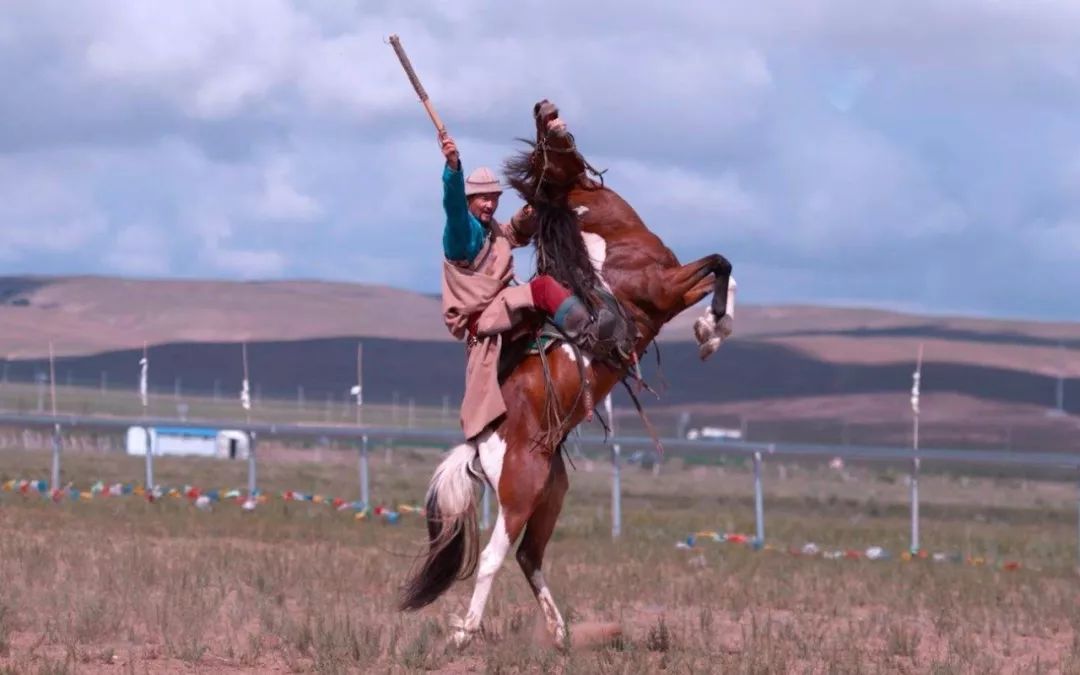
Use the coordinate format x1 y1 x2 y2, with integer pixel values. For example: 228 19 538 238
126 426 250 460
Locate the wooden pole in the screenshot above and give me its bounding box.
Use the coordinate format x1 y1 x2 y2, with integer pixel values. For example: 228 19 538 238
387 34 448 137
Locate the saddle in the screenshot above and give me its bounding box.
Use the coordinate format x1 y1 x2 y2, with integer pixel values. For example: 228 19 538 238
497 288 636 385
493 287 663 455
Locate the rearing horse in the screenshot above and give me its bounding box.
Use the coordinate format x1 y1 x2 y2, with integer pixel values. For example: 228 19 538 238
400 100 735 647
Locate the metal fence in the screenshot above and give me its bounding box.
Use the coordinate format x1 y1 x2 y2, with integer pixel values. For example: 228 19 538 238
1 410 1079 562
3 372 1077 454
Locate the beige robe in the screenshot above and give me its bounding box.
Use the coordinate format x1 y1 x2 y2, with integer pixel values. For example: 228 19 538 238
442 217 536 440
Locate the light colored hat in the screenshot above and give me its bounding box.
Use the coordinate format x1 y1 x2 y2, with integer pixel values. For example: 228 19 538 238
464 167 505 196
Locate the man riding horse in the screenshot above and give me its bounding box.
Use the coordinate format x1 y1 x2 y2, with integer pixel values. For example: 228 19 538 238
438 122 618 441
402 97 736 648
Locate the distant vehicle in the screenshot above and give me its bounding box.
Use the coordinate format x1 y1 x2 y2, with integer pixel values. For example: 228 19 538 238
686 426 743 441
125 426 250 460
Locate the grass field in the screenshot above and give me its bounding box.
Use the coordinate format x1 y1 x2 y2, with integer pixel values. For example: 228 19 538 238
1 446 1079 673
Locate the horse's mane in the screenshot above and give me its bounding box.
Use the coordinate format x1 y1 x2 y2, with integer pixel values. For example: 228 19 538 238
504 143 599 313
503 140 539 202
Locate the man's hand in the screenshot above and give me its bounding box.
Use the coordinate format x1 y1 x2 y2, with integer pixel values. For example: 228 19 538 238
440 132 460 170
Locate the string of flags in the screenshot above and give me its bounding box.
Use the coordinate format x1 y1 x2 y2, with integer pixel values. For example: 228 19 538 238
0 478 424 525
1 478 1026 572
675 530 1023 571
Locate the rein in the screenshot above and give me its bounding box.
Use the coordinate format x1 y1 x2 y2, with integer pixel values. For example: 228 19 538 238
530 131 607 204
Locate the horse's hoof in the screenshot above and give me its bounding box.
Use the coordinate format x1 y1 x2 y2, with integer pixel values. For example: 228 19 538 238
699 336 723 361
693 315 713 344
448 615 476 649
554 627 569 650
717 314 734 338
450 629 474 649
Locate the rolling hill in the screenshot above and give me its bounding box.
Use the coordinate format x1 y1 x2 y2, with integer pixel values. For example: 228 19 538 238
0 275 1075 451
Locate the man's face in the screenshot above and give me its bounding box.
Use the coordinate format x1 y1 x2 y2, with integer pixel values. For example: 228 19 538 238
467 192 500 225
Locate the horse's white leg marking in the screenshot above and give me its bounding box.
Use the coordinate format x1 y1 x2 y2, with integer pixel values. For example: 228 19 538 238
724 275 737 323
451 510 512 646
531 570 567 643
451 431 510 647
693 275 736 359
476 429 505 493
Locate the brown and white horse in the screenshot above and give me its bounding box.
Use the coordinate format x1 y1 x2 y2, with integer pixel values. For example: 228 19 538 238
400 100 735 647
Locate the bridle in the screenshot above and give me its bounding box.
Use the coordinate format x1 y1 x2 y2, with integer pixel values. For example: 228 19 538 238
529 129 607 204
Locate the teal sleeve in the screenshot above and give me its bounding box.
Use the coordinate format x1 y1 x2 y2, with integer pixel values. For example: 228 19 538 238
442 164 485 262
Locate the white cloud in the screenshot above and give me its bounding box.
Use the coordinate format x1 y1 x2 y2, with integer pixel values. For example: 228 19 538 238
253 157 322 222
203 246 286 278
772 120 970 249
0 157 109 259
0 1 1078 319
104 224 171 276
1029 219 1080 261
82 0 314 119
602 159 763 239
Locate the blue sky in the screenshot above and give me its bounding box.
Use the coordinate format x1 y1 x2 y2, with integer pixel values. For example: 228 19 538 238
1 1 1078 320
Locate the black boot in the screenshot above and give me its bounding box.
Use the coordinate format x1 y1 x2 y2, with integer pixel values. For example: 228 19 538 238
558 299 617 350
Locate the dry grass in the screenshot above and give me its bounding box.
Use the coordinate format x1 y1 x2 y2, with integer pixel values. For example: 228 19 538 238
1 447 1079 673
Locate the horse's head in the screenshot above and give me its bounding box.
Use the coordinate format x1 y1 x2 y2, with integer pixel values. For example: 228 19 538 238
505 100 594 206
503 100 606 316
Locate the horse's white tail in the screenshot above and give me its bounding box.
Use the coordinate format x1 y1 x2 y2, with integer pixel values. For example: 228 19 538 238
399 443 482 611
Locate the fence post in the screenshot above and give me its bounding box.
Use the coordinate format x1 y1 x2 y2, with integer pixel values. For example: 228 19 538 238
910 345 923 555
606 395 621 539
144 427 154 491
911 457 921 554
612 442 622 539
753 450 765 546
481 482 491 531
247 433 258 502
359 434 370 507
50 423 61 493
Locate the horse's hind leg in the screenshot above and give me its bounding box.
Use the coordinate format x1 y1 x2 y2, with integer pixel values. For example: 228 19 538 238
451 506 520 647
450 431 526 647
515 451 569 646
665 253 720 290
